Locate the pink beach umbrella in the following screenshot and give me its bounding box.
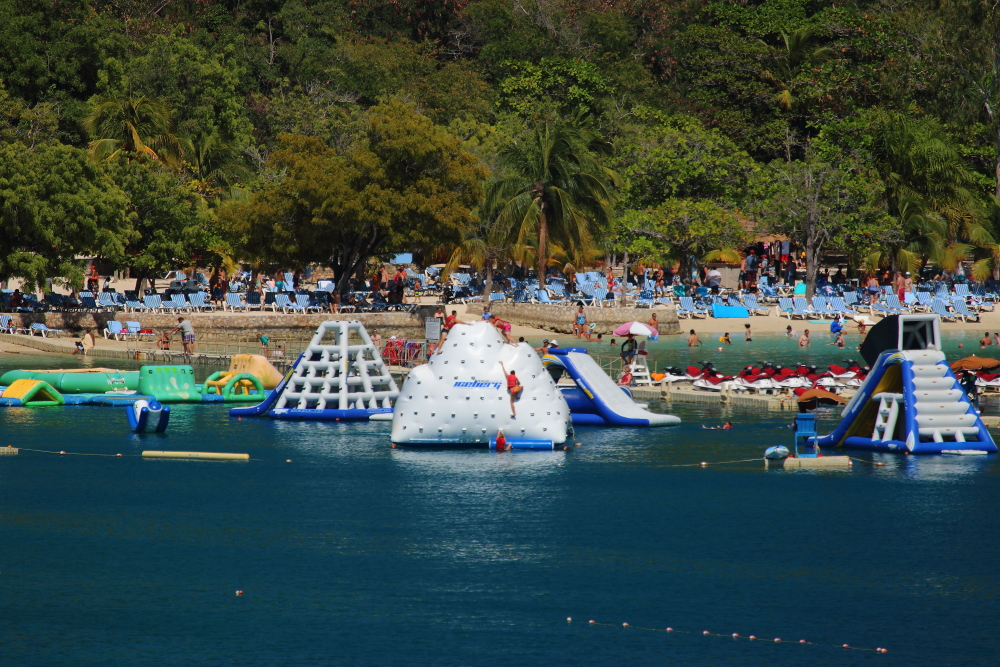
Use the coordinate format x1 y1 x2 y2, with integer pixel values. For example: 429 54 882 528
613 321 656 337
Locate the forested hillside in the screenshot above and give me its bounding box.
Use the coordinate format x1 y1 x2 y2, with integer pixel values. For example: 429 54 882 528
2 0 999 294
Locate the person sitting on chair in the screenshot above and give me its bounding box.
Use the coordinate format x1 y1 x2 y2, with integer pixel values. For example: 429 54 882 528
620 334 637 365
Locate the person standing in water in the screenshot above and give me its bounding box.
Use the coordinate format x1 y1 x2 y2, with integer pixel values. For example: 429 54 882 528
744 322 752 342
799 329 811 347
688 329 702 347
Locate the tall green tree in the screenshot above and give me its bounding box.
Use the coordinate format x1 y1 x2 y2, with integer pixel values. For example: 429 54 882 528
615 199 749 284
484 111 619 283
106 159 214 292
757 152 879 298
219 101 487 294
0 142 131 289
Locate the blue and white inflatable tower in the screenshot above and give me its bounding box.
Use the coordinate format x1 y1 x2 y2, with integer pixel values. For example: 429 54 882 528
815 313 997 454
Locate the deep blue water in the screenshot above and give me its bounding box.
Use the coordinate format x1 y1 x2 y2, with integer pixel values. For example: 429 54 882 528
1 351 998 665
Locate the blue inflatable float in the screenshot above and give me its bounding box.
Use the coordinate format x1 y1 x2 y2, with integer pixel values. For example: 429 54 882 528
127 399 170 433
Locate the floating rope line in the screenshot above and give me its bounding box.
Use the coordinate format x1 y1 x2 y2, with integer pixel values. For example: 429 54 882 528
570 618 888 653
652 457 765 468
17 447 137 458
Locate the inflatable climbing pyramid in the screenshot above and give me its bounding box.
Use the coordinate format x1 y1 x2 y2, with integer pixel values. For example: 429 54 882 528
270 321 399 421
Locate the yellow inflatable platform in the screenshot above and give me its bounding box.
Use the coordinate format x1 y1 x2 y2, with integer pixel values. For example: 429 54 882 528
203 354 284 394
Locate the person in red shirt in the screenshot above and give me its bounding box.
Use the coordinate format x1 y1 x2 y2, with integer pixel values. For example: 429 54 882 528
490 314 515 344
495 428 509 451
435 309 469 354
499 361 522 417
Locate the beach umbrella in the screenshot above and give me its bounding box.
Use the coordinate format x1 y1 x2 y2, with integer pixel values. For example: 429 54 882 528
950 356 1000 372
613 321 655 337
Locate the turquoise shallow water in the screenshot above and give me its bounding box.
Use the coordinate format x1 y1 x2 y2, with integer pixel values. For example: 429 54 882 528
542 330 989 373
0 350 998 665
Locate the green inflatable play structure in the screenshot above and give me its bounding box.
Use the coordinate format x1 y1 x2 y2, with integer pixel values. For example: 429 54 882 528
137 365 199 403
0 379 65 406
0 368 138 393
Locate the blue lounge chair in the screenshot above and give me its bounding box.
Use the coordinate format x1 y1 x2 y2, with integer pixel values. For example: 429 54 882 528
29 322 61 337
828 296 857 316
246 291 263 310
296 294 321 313
169 294 192 312
885 294 911 313
743 293 770 316
913 291 934 312
0 315 25 334
793 297 821 317
512 289 534 304
188 292 215 312
677 296 708 319
125 298 149 313
225 293 248 311
635 289 654 308
488 292 506 304
811 297 835 318
274 293 306 313
931 299 957 322
104 321 127 340
143 294 170 313
951 298 980 322
97 292 118 311
125 321 152 341
778 297 809 319
79 294 100 311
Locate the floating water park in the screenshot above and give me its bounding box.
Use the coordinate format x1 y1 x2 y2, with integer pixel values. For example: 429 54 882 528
2 314 996 455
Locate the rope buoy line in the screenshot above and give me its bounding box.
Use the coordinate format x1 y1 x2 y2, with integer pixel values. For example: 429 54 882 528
570 618 888 653
653 457 765 468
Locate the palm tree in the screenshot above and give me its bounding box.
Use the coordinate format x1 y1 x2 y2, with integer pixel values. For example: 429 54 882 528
864 111 988 274
444 215 514 297
760 27 834 112
82 93 182 164
180 131 250 199
484 111 620 284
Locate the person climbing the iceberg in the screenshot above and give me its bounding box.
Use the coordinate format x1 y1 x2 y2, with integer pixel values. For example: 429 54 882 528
436 310 470 354
499 361 522 417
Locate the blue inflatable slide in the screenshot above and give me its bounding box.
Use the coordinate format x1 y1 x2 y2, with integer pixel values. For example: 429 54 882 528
814 313 996 454
543 348 680 427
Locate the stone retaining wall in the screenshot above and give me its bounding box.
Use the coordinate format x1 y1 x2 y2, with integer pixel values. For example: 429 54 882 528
488 303 680 336
5 309 431 339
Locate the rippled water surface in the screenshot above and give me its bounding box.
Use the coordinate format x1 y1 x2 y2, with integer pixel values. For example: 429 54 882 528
0 351 997 665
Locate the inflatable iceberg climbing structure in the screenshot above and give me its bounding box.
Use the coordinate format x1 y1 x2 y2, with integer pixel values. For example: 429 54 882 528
390 322 572 447
815 314 997 454
231 321 398 421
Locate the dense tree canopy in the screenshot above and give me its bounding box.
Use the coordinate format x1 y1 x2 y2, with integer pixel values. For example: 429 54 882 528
2 0 1000 292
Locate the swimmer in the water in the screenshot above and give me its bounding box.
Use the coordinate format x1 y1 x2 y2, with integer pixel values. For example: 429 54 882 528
702 421 733 430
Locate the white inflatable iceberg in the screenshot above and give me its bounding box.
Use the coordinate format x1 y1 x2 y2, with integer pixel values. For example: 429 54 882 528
390 322 572 447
